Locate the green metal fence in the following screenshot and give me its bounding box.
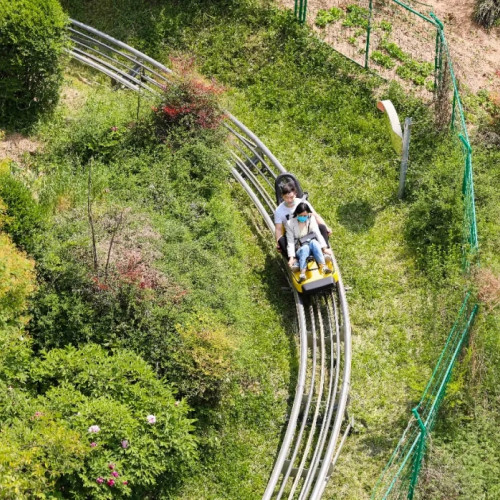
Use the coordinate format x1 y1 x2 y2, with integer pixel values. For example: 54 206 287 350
433 19 479 268
308 1 440 94
367 10 480 492
294 0 308 24
371 294 478 500
293 1 480 498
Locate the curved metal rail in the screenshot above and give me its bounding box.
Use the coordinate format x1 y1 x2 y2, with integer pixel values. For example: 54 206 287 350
67 19 352 499
227 114 352 500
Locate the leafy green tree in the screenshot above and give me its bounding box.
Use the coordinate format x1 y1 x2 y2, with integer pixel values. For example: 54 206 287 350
0 344 198 498
0 0 68 129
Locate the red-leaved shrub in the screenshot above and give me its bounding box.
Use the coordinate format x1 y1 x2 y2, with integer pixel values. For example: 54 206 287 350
152 76 225 140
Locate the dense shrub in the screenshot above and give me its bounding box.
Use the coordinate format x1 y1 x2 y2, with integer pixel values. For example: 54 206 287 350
166 311 233 406
0 231 36 328
0 344 198 498
0 0 68 129
0 223 35 400
0 164 46 254
152 75 226 142
0 417 88 497
474 0 500 28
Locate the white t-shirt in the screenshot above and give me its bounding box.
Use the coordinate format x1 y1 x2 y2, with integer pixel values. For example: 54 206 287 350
274 197 313 225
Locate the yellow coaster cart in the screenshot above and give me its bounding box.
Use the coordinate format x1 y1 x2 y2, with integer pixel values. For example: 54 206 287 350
274 173 339 294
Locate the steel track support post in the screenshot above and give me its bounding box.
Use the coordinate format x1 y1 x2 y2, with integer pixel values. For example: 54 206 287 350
136 67 144 121
408 408 427 500
365 0 373 69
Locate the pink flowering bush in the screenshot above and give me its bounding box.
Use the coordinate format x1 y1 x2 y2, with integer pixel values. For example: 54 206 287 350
14 344 199 498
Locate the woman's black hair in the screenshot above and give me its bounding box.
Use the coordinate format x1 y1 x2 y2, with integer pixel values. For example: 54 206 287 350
294 202 311 217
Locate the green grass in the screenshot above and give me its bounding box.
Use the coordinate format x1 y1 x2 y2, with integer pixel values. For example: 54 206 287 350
8 0 500 497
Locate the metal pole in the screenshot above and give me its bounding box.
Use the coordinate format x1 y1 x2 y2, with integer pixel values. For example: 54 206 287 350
408 408 426 500
433 28 441 93
365 0 373 69
451 91 457 130
136 67 143 121
398 117 412 199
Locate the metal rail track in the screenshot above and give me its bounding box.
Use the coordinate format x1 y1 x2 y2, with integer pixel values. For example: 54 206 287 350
66 20 352 499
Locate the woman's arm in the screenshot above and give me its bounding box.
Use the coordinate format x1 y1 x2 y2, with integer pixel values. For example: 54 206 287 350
310 217 327 248
286 220 297 259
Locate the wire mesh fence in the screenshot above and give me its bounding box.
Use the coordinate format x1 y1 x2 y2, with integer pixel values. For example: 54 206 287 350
302 1 481 498
371 295 479 500
313 1 371 67
311 1 439 97
368 1 438 95
436 29 479 269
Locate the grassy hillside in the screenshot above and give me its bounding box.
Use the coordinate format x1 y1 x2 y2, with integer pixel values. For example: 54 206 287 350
1 0 499 497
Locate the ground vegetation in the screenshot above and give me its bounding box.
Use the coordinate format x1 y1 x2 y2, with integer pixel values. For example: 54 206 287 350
0 0 499 498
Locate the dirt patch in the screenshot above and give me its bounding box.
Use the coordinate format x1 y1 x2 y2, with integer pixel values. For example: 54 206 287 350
60 86 86 112
0 133 41 164
0 84 86 165
276 0 500 94
476 267 500 311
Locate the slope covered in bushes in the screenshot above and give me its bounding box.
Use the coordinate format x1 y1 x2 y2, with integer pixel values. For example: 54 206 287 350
0 64 293 496
1 0 499 497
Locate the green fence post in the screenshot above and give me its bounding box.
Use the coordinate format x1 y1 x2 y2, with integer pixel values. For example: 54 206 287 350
408 408 427 500
294 0 307 24
431 14 444 97
365 0 373 69
459 134 472 195
433 29 441 92
451 91 457 130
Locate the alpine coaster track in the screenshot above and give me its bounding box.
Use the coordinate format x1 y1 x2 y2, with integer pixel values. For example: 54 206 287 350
67 19 352 499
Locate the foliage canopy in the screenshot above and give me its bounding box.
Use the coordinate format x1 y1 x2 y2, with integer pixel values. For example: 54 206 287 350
0 0 68 129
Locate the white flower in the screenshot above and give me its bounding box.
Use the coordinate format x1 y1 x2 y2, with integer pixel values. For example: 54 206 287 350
88 425 101 433
146 414 156 424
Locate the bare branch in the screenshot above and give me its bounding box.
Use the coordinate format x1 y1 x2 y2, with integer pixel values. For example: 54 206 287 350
104 209 125 283
87 159 99 273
